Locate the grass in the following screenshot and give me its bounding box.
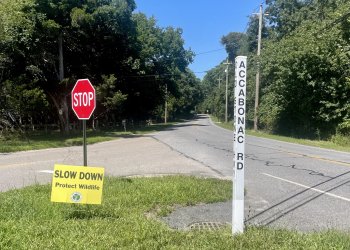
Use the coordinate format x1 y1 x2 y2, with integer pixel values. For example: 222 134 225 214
247 130 350 152
210 116 350 152
0 176 349 249
0 123 174 153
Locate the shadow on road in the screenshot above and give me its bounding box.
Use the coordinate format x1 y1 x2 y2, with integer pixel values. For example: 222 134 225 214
245 170 350 227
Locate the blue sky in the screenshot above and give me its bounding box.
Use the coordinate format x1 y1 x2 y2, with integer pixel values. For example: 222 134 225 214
135 1 264 79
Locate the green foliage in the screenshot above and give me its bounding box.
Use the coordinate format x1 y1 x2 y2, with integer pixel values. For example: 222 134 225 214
198 62 235 121
1 177 350 248
246 15 269 53
202 0 350 140
259 2 350 137
0 121 178 152
0 0 199 131
200 31 251 123
0 176 233 249
171 71 202 118
265 0 309 39
221 32 247 61
97 75 127 115
337 119 350 135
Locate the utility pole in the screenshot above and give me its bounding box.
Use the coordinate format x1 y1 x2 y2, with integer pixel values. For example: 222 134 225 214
58 32 70 133
217 77 222 88
224 59 232 123
58 33 64 82
164 83 168 124
254 4 263 131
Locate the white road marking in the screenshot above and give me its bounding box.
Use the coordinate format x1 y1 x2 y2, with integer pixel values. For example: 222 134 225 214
38 170 54 174
0 160 54 169
262 173 350 202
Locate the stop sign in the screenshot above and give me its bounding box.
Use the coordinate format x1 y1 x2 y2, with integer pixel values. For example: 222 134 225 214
71 79 96 120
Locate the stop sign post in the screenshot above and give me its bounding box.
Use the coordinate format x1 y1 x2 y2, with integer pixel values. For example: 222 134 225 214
71 79 96 166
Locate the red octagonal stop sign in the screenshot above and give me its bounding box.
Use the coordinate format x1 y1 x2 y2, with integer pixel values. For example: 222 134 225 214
71 79 96 120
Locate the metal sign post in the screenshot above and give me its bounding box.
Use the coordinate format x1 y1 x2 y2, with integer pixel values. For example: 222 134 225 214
233 56 247 234
71 79 96 167
83 120 87 166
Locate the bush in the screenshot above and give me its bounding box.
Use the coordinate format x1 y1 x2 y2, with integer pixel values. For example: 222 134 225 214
337 120 350 136
331 133 350 147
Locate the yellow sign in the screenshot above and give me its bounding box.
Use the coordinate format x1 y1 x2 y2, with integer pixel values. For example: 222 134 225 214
51 164 104 205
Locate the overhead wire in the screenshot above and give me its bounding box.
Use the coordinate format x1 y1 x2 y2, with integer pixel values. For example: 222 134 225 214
318 10 350 33
132 3 269 78
195 48 225 56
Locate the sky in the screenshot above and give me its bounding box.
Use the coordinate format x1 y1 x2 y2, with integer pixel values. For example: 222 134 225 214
135 1 264 79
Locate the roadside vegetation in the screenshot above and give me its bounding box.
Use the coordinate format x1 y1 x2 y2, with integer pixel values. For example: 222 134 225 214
0 122 173 153
0 0 201 135
211 116 350 152
2 0 349 153
0 176 350 249
200 0 350 146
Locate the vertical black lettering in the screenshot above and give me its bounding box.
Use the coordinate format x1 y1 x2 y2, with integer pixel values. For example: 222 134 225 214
239 89 245 97
239 80 245 87
239 70 245 78
239 61 246 69
238 108 245 115
238 117 244 125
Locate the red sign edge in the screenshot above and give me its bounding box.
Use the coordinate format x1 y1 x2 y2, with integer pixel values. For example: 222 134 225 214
71 79 96 120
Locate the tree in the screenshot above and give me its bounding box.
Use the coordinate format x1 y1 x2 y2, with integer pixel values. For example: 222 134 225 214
221 32 247 62
0 0 200 132
0 0 139 131
0 0 50 132
260 7 350 136
201 0 350 139
265 0 309 39
29 0 138 131
129 13 194 120
171 70 202 118
199 62 235 121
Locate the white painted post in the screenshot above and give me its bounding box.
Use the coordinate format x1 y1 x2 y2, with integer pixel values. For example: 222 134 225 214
233 56 247 234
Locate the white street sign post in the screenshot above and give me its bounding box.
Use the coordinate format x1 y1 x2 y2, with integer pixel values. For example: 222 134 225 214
233 56 247 234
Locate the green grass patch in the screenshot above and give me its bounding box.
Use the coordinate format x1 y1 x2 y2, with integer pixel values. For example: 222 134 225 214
0 176 349 249
210 116 234 131
247 130 350 152
0 123 174 153
211 116 350 152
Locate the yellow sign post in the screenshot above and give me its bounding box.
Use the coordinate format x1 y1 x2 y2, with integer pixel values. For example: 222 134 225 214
51 164 104 205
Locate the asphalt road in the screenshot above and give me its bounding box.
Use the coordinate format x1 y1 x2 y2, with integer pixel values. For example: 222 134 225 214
2 115 350 232
153 115 350 232
0 136 220 192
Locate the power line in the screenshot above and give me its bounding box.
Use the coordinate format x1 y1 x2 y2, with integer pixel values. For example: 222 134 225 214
123 73 182 78
318 11 350 33
195 48 225 55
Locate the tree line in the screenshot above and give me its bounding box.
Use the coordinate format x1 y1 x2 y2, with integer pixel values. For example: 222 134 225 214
200 0 350 141
0 0 202 134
